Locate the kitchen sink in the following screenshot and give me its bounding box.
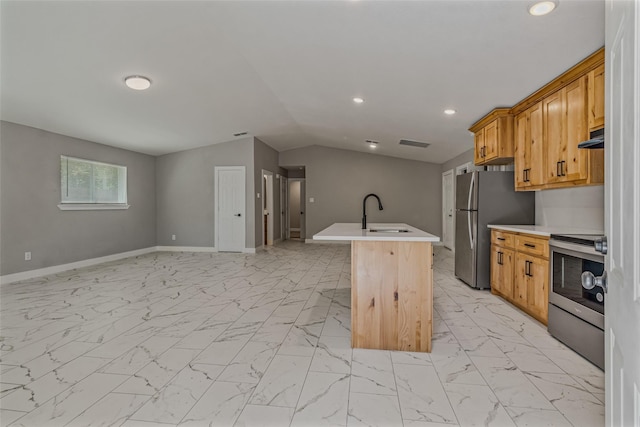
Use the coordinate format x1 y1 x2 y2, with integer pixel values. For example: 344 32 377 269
368 227 410 233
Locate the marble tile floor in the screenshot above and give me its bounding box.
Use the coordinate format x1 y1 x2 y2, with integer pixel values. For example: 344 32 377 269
0 241 604 426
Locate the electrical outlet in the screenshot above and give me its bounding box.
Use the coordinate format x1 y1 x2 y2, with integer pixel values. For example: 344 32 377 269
172 234 176 241
24 251 31 261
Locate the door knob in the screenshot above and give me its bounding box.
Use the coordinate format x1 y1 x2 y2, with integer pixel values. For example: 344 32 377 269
235 213 241 217
594 236 608 254
582 271 608 293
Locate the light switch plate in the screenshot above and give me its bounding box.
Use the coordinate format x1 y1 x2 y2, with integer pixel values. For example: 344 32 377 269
309 197 315 203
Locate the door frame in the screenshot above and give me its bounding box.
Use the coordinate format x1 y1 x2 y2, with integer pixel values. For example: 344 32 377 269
442 169 455 250
280 176 288 241
214 166 246 252
262 169 274 246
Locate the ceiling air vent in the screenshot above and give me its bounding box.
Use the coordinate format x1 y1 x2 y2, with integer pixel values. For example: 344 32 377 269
233 131 248 137
399 139 430 148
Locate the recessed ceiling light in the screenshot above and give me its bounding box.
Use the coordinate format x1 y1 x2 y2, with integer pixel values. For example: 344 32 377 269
124 75 151 90
444 109 457 115
366 139 379 148
353 97 364 104
529 1 557 16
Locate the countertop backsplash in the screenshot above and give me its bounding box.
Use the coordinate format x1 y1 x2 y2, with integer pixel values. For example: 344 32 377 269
535 185 604 231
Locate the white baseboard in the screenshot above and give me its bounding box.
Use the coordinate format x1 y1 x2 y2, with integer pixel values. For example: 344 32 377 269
0 247 157 286
243 248 257 254
156 246 218 253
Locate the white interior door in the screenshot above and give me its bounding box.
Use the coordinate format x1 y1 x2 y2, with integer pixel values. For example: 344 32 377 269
605 1 640 426
442 169 455 250
215 167 245 252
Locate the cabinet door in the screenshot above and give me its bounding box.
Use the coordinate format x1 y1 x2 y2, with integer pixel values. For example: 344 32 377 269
514 254 529 309
563 77 589 182
543 90 564 183
528 102 544 186
515 253 548 324
491 246 514 299
526 256 549 323
474 129 485 165
483 120 498 161
514 111 530 189
588 63 605 131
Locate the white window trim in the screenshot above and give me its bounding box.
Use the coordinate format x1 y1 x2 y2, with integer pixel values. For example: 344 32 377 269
60 155 128 208
58 203 130 211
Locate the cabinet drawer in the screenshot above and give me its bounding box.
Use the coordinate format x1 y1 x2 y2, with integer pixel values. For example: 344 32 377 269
516 235 549 259
491 230 515 248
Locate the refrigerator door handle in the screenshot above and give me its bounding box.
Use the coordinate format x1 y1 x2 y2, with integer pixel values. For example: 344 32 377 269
467 210 474 250
467 172 475 211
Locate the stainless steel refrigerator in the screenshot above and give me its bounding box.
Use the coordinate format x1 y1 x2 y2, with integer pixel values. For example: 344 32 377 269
454 171 535 289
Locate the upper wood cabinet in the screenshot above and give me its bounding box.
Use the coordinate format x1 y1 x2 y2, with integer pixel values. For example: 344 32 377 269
544 76 590 184
470 109 513 166
509 47 605 191
514 102 543 189
588 63 605 131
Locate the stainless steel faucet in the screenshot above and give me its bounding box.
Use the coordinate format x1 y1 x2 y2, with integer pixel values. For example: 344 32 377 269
362 193 383 229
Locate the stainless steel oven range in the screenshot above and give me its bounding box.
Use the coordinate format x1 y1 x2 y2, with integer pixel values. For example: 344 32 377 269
548 234 605 370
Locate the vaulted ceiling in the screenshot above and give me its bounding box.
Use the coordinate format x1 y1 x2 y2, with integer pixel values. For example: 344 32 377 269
1 1 604 163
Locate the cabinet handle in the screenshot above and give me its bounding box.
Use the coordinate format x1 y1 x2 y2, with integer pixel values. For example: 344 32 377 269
498 251 503 265
525 260 533 277
497 237 506 241
524 243 536 248
556 161 562 177
561 160 566 176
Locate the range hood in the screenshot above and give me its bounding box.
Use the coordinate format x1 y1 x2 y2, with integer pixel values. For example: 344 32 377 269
579 128 604 149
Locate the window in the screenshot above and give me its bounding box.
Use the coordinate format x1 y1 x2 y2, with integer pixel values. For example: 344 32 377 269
59 155 129 210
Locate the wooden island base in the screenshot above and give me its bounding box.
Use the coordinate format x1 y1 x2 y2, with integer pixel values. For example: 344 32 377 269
351 240 433 352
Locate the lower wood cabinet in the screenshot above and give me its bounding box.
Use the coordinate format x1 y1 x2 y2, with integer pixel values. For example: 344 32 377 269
514 253 548 322
490 229 549 324
490 245 514 299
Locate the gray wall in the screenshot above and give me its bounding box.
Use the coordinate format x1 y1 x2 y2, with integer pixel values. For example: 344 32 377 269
0 121 156 275
155 137 255 248
253 138 280 246
441 147 475 174
535 186 604 230
279 145 442 238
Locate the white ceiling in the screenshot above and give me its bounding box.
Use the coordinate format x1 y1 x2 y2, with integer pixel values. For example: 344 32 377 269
1 1 604 164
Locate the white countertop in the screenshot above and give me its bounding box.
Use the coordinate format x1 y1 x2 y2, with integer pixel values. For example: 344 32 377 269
314 223 440 242
488 224 604 237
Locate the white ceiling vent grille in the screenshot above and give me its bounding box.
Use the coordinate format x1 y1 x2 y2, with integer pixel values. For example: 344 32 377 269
399 139 430 148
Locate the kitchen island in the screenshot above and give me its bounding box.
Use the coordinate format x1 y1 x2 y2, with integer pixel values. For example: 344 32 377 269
314 223 440 352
